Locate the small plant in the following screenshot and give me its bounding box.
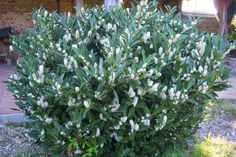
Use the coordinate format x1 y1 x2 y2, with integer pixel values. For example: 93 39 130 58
7 0 234 156
192 136 236 157
229 15 236 42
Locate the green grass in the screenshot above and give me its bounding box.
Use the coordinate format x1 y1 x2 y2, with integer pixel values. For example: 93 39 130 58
12 150 46 157
4 122 24 128
204 100 236 120
163 136 236 157
215 100 236 118
191 137 236 157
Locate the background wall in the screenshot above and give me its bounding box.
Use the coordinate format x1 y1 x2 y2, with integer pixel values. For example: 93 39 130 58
0 0 220 34
0 0 74 34
159 0 219 34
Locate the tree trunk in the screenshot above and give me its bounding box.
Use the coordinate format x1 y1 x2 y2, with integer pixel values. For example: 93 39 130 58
76 0 84 15
214 0 233 36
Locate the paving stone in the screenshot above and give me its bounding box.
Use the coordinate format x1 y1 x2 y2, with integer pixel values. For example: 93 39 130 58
0 64 20 115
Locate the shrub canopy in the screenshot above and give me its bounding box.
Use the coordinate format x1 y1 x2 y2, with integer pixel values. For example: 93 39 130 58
8 0 234 156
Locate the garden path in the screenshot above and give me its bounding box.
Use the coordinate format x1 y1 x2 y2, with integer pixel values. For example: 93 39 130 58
0 64 20 115
218 58 236 100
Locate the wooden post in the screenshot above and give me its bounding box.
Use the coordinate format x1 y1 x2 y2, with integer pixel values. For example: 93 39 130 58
214 0 233 36
76 0 84 15
104 0 121 10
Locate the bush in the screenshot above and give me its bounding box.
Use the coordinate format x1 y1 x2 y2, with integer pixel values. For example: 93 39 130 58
229 15 236 42
7 0 234 156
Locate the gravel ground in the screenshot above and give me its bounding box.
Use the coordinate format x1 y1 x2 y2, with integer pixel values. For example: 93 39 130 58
0 123 39 156
197 116 236 144
196 104 236 144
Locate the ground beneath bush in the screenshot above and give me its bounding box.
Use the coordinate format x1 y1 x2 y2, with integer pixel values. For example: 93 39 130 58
197 116 236 144
0 123 39 156
196 102 236 144
0 102 235 156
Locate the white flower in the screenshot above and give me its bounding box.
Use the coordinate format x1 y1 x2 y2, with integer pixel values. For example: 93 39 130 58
143 32 151 43
65 121 73 129
132 97 138 107
162 86 168 93
111 132 122 141
116 47 121 54
141 118 150 126
203 70 208 76
134 124 139 131
61 141 65 145
45 117 52 124
67 12 71 17
149 44 153 49
13 74 20 80
140 0 148 6
129 120 139 133
129 119 134 126
75 87 80 92
44 10 48 17
168 88 175 99
96 128 100 137
9 45 14 52
158 47 163 54
83 100 90 108
147 79 154 87
60 131 66 135
88 30 92 36
159 115 167 130
37 96 48 108
107 23 112 31
197 41 206 56
134 57 139 62
150 83 159 92
38 65 44 76
110 100 120 112
72 44 78 49
137 88 146 96
75 30 80 40
114 125 120 130
128 86 136 97
40 129 45 136
198 65 203 73
63 33 72 42
64 55 78 71
120 116 128 123
76 124 81 128
74 148 82 154
68 97 76 106
175 91 181 99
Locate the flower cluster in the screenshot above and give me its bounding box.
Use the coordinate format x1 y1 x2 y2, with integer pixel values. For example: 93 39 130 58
7 1 232 156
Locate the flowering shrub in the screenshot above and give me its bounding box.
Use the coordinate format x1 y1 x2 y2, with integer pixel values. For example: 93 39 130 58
7 1 234 156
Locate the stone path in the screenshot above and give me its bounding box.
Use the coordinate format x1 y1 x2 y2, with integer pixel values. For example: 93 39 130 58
0 58 236 115
218 58 236 100
0 64 20 115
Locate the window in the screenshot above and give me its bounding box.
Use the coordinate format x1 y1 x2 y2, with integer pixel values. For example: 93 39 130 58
181 0 217 17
